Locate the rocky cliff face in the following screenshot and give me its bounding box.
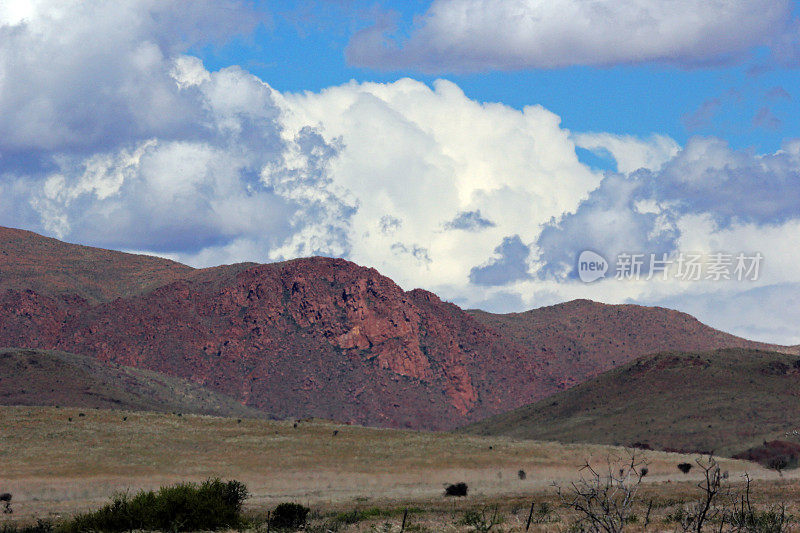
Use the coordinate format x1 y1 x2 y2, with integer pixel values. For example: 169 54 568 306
0 246 553 429
1 227 790 429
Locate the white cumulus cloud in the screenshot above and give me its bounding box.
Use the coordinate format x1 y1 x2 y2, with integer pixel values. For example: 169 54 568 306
3 0 800 346
347 0 795 72
274 78 600 289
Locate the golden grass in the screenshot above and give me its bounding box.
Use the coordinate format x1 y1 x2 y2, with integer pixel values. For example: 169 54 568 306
0 405 798 530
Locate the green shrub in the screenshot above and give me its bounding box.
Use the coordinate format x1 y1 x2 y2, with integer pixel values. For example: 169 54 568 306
461 510 482 526
460 507 502 532
334 509 364 525
60 478 247 532
270 502 310 530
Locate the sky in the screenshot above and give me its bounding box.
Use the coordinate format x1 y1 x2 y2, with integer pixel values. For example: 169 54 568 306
0 0 799 344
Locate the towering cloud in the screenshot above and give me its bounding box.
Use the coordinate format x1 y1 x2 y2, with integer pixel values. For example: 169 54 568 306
2 1 800 344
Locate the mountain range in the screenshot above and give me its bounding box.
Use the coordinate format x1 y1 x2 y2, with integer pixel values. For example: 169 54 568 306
1 225 794 430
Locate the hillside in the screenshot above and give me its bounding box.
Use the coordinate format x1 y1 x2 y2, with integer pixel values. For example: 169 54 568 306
461 348 800 457
0 226 194 303
0 348 264 418
468 301 797 388
1 226 794 430
1 250 552 430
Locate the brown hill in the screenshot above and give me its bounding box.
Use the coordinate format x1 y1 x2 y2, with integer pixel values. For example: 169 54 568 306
0 226 194 303
0 227 793 430
0 347 264 418
461 348 800 457
468 301 795 388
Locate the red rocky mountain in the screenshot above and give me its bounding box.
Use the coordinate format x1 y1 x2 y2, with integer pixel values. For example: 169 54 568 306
0 226 792 429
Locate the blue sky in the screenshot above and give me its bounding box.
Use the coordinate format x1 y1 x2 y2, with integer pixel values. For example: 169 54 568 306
197 0 800 156
1 0 799 344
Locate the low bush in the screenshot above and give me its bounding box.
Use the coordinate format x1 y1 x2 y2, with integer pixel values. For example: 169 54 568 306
445 482 468 497
461 507 501 532
333 509 365 525
270 502 310 530
60 478 247 532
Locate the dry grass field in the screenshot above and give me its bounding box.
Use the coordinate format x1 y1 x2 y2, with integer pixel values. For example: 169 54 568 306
1 406 799 531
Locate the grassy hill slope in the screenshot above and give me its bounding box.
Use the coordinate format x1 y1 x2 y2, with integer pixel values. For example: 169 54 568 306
0 226 193 303
469 301 798 390
0 348 264 418
461 348 800 457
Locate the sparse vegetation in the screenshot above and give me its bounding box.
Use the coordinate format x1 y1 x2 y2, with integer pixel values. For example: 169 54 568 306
526 501 554 527
0 348 262 418
4 405 798 532
555 451 647 532
673 456 724 532
461 507 502 532
551 455 796 533
0 520 53 533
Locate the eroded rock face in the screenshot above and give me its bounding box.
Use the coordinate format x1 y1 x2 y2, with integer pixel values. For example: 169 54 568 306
0 256 550 429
